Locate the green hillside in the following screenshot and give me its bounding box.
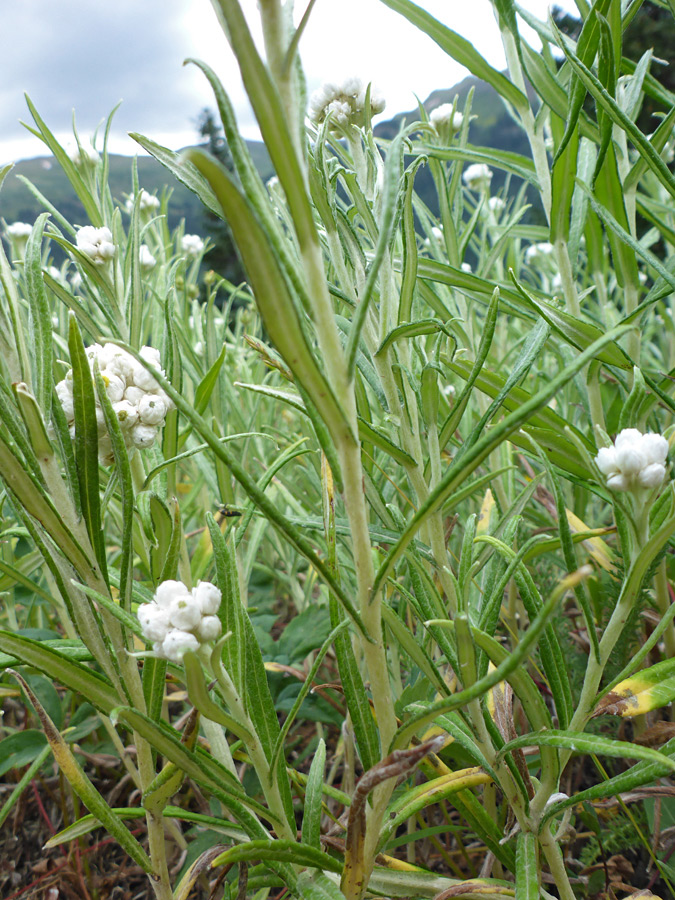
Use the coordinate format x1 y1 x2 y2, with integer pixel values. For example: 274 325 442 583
0 142 273 233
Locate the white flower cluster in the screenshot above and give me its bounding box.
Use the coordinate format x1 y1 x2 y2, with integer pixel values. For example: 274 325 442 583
309 77 385 130
525 241 554 265
595 428 669 492
181 234 204 257
76 226 115 265
463 163 492 192
137 580 222 662
6 222 32 241
66 141 99 168
55 343 174 464
429 104 463 134
139 244 156 270
125 190 161 214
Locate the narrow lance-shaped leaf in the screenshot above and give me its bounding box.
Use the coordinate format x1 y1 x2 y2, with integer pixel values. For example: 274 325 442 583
372 327 628 599
594 659 675 718
184 149 353 451
9 669 153 874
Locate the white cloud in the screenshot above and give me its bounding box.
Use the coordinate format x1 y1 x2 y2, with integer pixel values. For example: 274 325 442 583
0 0 579 165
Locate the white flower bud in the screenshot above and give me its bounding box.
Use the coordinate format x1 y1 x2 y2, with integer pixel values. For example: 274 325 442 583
641 432 669 466
55 380 75 422
462 163 492 192
606 472 629 492
429 104 463 134
138 603 171 642
124 385 145 405
638 463 666 489
7 222 32 241
168 595 202 631
130 423 158 448
154 580 191 609
103 372 125 403
525 242 554 265
139 244 156 270
112 399 139 430
181 234 204 257
596 428 670 493
66 141 99 168
309 77 385 130
193 581 222 616
595 446 618 476
196 615 222 642
138 393 167 425
76 226 115 265
98 435 115 466
160 629 200 662
615 443 643 475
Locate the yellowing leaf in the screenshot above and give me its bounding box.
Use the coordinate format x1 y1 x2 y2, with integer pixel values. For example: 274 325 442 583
477 489 495 536
595 659 675 717
565 509 616 575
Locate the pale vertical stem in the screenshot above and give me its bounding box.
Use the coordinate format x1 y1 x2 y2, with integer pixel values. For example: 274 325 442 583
499 29 552 220
539 825 577 900
137 740 173 900
201 716 238 776
655 558 675 659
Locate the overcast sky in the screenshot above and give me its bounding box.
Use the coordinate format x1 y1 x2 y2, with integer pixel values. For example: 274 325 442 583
0 0 576 165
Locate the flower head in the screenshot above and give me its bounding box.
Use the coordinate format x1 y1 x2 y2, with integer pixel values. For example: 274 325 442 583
55 342 174 464
76 226 115 265
66 141 99 168
525 242 554 265
137 579 222 662
125 190 161 215
139 244 156 270
429 104 463 135
309 77 385 130
463 163 492 192
595 428 669 493
7 222 32 241
181 234 204 257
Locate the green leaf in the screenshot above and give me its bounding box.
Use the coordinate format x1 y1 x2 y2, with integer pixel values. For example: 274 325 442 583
211 838 341 874
110 341 370 638
551 16 675 202
508 271 631 368
394 567 591 750
195 343 227 416
418 143 538 185
24 213 54 413
112 707 281 836
302 739 326 850
499 729 675 772
184 149 353 451
372 327 627 598
0 729 47 777
68 316 106 577
129 132 221 217
515 833 539 900
0 631 118 713
10 670 153 874
378 767 491 851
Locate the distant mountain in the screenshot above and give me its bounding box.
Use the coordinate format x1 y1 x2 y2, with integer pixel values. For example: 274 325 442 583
0 142 273 234
1 75 529 236
375 74 540 219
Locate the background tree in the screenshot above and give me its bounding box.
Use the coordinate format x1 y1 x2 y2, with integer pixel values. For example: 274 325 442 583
196 107 245 285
